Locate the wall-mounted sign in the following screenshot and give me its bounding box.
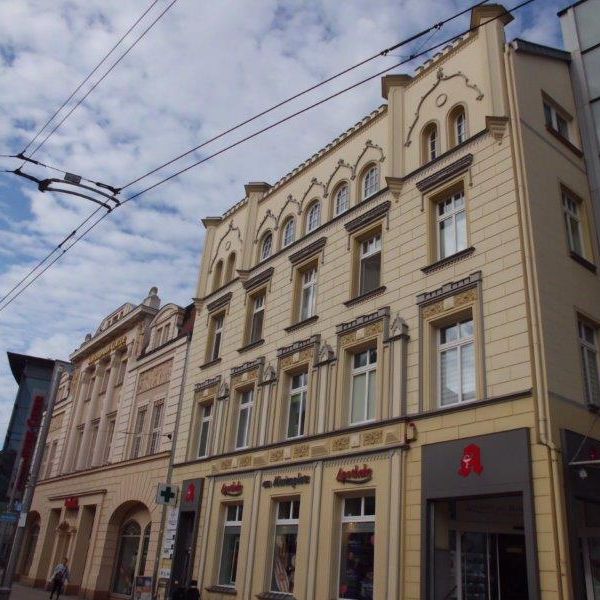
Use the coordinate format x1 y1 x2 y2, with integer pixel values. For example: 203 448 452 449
336 464 373 484
89 336 127 364
156 484 178 506
64 497 79 509
262 474 310 489
458 443 484 478
221 481 243 496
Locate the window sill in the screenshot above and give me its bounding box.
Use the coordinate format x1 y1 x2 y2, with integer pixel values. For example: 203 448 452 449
256 593 297 600
199 357 222 370
343 286 386 307
570 251 597 273
205 585 237 595
421 246 475 274
284 315 319 333
237 339 265 353
546 124 584 157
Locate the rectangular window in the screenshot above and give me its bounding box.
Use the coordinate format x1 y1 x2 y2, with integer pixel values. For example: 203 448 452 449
235 390 254 449
86 421 99 468
351 348 377 425
210 314 225 361
73 426 84 469
148 402 164 454
287 372 307 439
197 402 213 458
104 417 116 463
563 192 585 257
270 500 300 593
116 359 127 387
299 267 317 321
437 191 467 259
162 324 170 344
100 366 111 393
131 408 147 459
579 320 600 406
47 440 58 478
218 504 243 587
339 496 375 599
359 234 381 295
85 377 94 402
250 293 265 343
544 101 569 139
439 319 475 406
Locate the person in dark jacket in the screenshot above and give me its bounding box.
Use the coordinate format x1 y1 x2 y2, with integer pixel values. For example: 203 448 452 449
49 557 70 600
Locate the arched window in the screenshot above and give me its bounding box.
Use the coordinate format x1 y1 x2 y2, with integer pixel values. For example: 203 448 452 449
282 218 295 248
448 106 467 147
422 123 439 163
113 520 141 595
260 232 273 261
212 260 223 292
362 166 379 200
334 183 350 215
306 202 321 233
225 252 236 282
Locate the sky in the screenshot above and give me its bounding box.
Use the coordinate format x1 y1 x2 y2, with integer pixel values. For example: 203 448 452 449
0 0 572 441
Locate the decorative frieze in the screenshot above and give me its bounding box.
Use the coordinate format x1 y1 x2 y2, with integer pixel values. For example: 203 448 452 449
195 374 221 393
336 307 389 337
362 430 384 446
292 444 310 458
137 360 173 393
417 271 482 306
277 335 320 360
331 437 350 451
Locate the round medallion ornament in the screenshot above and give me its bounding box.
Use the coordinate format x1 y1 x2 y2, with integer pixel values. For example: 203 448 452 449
435 93 448 107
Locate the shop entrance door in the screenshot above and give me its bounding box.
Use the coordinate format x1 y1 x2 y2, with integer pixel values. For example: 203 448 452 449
581 536 600 599
456 531 528 599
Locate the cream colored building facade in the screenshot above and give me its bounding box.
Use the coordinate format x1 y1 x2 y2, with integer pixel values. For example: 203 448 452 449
17 288 195 599
167 5 600 600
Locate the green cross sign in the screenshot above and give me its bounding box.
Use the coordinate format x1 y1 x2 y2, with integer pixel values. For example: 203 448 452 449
157 484 178 506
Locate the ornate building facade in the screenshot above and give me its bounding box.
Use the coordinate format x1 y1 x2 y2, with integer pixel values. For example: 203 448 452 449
164 5 600 600
17 288 195 599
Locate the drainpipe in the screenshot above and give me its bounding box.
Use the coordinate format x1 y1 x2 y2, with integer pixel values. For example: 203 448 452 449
152 332 193 600
0 360 71 596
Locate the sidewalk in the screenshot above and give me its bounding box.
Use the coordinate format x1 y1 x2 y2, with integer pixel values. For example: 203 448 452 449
8 584 78 599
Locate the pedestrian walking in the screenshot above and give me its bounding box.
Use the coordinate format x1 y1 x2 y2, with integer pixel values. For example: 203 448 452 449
48 557 69 600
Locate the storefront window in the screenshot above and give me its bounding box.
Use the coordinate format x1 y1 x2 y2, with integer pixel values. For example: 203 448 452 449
270 500 300 593
137 523 151 577
339 495 375 599
429 495 528 600
112 520 141 595
219 504 243 587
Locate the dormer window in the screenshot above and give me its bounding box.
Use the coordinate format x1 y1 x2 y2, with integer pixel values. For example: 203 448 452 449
260 232 273 261
544 100 569 139
334 183 350 215
306 201 320 233
282 218 295 248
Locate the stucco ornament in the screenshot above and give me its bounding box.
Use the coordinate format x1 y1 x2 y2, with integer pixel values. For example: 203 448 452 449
217 380 229 400
262 364 277 384
390 313 409 338
318 341 335 363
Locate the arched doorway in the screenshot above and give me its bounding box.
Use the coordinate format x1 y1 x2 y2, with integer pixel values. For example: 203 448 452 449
112 520 141 595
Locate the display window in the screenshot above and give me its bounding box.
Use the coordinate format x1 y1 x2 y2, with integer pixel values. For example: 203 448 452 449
218 504 243 587
270 499 300 593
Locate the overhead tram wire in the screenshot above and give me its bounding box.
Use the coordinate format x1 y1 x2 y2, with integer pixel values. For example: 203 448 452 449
119 0 490 190
0 0 537 314
21 0 181 165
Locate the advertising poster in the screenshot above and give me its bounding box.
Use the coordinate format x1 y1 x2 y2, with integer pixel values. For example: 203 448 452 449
134 576 153 600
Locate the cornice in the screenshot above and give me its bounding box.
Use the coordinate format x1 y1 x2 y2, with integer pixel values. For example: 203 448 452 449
416 154 473 193
276 335 321 359
417 271 482 305
240 267 274 291
206 291 233 313
336 307 390 336
344 200 391 233
288 237 327 265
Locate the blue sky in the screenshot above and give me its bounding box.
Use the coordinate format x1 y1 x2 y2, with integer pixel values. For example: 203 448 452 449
0 0 572 440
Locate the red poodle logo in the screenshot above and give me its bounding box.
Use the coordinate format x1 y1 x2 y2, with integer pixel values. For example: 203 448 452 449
458 443 484 477
185 483 195 503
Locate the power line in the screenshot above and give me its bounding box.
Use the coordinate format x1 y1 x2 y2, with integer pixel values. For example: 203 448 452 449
22 0 180 164
120 0 489 190
19 0 164 159
0 0 536 313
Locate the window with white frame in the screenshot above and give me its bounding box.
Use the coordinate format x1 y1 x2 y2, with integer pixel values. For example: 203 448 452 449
260 233 273 261
422 123 439 163
116 358 127 386
455 110 466 145
103 416 116 463
197 402 213 458
210 314 225 360
563 192 585 257
299 267 317 321
437 191 467 259
287 372 307 439
73 425 84 469
86 420 99 468
100 365 111 393
270 500 300 593
351 348 377 425
235 390 254 449
218 504 243 587
306 202 321 232
362 166 379 200
131 407 147 459
282 219 295 248
339 495 375 599
359 234 381 295
544 101 569 139
335 184 350 215
249 293 265 343
148 402 164 454
579 320 600 406
439 318 475 406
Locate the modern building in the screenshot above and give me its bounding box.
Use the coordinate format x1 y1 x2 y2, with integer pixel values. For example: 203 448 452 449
163 5 600 600
17 288 195 599
0 353 56 566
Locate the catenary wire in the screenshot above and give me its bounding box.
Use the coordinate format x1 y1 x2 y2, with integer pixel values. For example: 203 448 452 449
120 0 490 190
19 0 164 159
0 0 536 313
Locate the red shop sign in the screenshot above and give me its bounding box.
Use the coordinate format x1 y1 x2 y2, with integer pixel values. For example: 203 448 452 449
458 443 484 477
336 464 373 484
64 497 79 509
221 481 243 496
